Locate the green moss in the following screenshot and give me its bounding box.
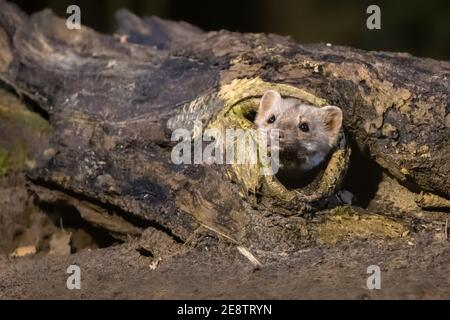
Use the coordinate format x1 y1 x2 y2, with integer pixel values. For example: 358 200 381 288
314 206 406 244
0 147 8 176
0 89 51 176
0 89 51 133
0 142 29 176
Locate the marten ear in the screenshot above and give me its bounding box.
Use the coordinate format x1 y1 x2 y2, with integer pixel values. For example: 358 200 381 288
322 106 343 145
259 90 282 115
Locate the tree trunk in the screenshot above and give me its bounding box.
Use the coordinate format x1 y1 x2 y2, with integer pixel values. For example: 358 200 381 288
0 1 448 251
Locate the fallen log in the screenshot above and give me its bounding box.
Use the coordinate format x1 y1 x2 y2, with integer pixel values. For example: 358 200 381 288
0 1 448 251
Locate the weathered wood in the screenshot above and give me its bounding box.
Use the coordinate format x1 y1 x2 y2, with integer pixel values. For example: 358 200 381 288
0 1 449 251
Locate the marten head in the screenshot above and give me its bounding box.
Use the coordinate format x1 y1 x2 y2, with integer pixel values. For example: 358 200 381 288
255 90 343 170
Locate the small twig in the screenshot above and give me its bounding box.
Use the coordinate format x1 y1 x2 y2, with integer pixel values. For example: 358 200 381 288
199 223 239 244
237 246 263 270
198 223 263 269
445 219 448 241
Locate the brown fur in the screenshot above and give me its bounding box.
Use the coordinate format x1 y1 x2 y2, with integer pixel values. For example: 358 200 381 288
255 90 343 173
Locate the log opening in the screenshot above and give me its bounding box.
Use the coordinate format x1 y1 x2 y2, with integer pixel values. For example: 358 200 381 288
205 78 351 213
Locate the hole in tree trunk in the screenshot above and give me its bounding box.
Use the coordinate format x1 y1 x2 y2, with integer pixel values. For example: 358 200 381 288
275 158 328 191
342 137 383 208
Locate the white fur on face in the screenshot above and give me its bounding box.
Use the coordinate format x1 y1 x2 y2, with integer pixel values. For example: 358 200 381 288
255 90 343 171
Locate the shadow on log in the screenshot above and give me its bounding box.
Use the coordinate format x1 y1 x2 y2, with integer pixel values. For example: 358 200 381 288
0 1 449 252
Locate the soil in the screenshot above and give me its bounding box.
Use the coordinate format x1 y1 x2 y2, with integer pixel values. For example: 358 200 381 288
1 233 449 299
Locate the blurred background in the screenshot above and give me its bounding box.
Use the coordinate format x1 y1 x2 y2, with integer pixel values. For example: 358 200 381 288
9 0 450 60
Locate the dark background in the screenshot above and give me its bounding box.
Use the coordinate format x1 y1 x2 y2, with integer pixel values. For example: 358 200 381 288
9 0 450 60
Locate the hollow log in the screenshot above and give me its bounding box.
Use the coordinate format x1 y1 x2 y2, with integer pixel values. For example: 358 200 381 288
0 1 449 251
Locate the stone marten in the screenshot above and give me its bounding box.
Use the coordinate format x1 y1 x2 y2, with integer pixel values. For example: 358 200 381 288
255 90 343 188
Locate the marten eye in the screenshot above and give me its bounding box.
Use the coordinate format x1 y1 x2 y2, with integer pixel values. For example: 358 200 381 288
299 122 309 132
267 115 276 124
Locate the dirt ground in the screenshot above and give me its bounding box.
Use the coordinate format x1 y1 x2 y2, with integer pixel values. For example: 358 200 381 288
0 152 449 299
0 232 449 299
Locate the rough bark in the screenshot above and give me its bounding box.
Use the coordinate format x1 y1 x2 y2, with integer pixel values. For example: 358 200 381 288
0 1 449 251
